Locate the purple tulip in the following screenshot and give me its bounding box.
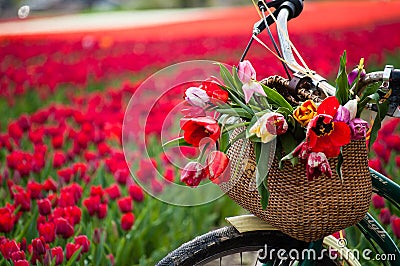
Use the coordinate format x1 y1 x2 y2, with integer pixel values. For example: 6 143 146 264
306 152 332 180
349 118 369 140
348 68 366 85
333 105 351 123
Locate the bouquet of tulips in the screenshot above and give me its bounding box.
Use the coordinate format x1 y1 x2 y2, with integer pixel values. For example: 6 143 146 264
166 51 387 206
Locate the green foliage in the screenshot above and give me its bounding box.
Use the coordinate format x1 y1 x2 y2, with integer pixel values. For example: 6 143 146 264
335 51 350 105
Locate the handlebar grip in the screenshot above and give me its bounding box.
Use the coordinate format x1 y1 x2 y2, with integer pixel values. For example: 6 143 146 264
390 68 400 86
278 0 304 19
254 0 303 35
388 69 400 117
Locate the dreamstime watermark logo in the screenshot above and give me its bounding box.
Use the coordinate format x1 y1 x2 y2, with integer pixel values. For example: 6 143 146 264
257 239 397 262
122 60 263 206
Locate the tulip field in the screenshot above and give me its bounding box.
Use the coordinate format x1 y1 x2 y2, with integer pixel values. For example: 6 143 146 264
1 1 400 265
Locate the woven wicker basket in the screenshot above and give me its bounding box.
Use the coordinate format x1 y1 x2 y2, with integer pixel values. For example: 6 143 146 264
219 129 372 242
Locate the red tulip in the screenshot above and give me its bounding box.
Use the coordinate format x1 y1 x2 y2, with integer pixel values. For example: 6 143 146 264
306 152 332 180
371 194 385 209
58 191 76 208
42 178 57 193
128 184 144 202
0 206 15 233
57 168 73 183
372 142 391 163
379 208 391 225
84 151 97 161
53 152 66 168
72 162 87 178
98 142 111 156
107 254 115 266
379 118 400 137
52 135 64 149
206 151 230 184
392 216 400 238
163 167 175 182
54 217 74 239
9 151 33 177
66 243 81 261
305 96 351 157
97 204 108 219
29 128 44 144
0 239 19 259
47 194 58 208
115 168 130 184
105 184 121 200
51 247 64 265
32 237 46 256
201 80 229 103
14 191 31 212
90 185 104 198
14 260 29 266
11 250 26 262
64 206 82 226
180 117 220 147
37 199 52 216
396 156 400 168
385 134 400 151
28 182 43 200
368 158 382 173
8 122 23 142
64 183 83 203
52 207 65 218
38 223 55 243
180 162 207 187
83 196 101 216
75 235 90 253
121 213 135 231
117 197 133 213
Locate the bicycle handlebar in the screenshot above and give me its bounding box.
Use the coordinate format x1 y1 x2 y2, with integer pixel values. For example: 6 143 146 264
252 3 337 96
275 8 337 96
254 3 400 117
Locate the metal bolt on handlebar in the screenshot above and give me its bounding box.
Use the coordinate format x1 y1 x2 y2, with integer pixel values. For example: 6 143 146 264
380 65 394 91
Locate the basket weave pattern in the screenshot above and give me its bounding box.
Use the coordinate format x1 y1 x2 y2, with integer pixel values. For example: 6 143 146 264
219 130 372 242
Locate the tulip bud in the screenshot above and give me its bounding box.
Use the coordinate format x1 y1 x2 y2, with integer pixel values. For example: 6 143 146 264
238 60 256 83
206 151 230 184
371 194 385 209
379 208 391 225
347 68 366 85
185 87 210 108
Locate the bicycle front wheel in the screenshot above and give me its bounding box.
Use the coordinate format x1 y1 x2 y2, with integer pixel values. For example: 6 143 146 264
156 226 340 266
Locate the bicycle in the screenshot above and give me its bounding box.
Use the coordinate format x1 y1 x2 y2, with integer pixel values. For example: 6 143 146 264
155 0 400 265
